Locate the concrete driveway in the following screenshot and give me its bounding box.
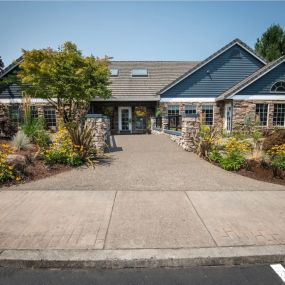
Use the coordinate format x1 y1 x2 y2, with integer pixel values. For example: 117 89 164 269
0 135 284 257
4 134 285 191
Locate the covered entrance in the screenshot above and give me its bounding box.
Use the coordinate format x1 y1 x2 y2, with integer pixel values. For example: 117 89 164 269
89 101 157 134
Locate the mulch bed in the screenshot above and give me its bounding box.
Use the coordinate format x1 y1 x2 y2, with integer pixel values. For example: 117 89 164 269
0 138 72 188
238 164 285 186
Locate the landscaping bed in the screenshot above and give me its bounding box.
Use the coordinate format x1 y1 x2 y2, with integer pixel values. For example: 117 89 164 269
0 138 72 188
238 161 285 186
195 123 285 186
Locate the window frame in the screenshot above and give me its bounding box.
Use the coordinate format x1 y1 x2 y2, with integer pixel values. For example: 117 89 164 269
167 105 179 116
271 81 285 93
255 103 268 126
185 104 197 116
273 103 285 127
201 105 214 126
44 107 57 128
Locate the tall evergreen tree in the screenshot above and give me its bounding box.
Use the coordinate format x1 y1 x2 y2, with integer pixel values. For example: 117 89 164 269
255 24 285 61
0 56 4 74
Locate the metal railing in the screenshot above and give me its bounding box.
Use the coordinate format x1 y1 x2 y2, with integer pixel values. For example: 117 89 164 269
155 116 162 129
166 115 182 132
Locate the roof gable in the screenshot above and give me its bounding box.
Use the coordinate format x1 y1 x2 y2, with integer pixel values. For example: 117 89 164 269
217 56 285 100
158 39 267 95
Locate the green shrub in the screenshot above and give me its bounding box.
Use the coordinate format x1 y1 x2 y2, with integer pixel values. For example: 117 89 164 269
209 149 222 163
43 126 84 167
21 117 50 148
12 131 30 150
271 155 285 170
220 151 246 171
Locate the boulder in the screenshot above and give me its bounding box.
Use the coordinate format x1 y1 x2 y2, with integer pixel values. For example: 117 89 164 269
6 154 27 169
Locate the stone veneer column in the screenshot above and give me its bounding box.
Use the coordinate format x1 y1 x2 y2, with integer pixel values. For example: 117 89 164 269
181 116 200 152
85 114 110 154
162 116 168 131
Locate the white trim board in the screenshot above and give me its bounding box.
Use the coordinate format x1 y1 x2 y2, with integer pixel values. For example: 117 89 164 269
0 98 52 104
159 41 266 95
160 97 216 103
231 94 285 101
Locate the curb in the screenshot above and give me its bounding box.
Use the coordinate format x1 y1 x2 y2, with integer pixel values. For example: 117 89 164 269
0 245 284 269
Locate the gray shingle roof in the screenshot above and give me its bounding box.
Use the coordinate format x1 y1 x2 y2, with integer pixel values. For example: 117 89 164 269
102 61 198 101
216 55 285 101
158 38 267 95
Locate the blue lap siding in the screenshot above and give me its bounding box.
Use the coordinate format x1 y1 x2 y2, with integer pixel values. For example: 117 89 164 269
237 62 285 95
161 44 264 99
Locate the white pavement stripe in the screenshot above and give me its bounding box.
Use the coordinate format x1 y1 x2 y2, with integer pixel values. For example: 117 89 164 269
271 264 285 283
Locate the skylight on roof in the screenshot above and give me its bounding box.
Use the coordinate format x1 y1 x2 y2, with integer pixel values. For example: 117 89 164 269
131 68 148 77
110 69 119 77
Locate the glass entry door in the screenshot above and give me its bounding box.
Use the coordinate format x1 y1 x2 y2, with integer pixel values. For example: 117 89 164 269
118 107 132 133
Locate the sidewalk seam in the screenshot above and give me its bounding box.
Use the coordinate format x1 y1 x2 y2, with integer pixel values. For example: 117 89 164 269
103 191 118 250
185 191 218 247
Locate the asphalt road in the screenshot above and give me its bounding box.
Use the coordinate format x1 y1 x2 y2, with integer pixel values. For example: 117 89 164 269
0 265 284 285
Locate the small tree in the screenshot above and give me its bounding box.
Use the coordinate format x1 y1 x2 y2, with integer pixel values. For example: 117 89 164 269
19 42 111 127
255 24 285 61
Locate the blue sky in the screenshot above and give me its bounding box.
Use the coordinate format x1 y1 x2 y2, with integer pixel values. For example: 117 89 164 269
1 1 285 66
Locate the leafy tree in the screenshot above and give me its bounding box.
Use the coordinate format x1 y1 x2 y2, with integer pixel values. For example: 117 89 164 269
18 42 111 126
255 24 285 61
0 56 4 74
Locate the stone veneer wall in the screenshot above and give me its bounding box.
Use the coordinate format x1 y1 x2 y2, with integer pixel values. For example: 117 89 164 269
159 102 223 130
232 100 285 129
151 116 200 152
85 115 110 154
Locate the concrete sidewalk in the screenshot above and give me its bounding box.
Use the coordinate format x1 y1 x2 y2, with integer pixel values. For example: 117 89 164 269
0 190 284 268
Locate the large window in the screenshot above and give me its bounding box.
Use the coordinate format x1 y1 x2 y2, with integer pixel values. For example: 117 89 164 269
271 81 285 93
168 105 179 116
255 104 268 126
273 104 285 126
185 105 197 116
202 105 214 125
44 107 57 128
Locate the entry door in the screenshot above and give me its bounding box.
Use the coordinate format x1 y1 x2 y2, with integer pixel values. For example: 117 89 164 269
118 107 132 133
224 103 232 132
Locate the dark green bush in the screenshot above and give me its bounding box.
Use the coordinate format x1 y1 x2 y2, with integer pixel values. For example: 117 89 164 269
271 155 285 170
209 149 222 163
220 151 246 171
21 117 50 148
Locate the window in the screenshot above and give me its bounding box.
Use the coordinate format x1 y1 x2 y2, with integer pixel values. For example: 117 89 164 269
30 106 38 119
185 105 197 116
131 68 148 77
44 107 57 128
255 104 268 126
202 105 214 125
9 105 22 125
168 105 179 116
271 81 285 93
110 69 119 77
273 104 285 126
